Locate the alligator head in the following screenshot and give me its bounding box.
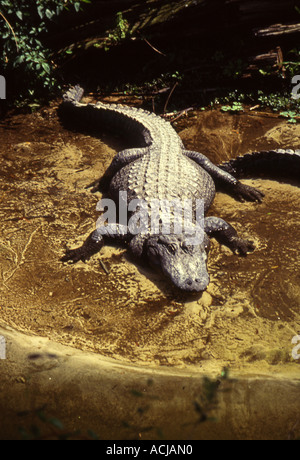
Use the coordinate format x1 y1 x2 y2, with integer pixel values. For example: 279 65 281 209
130 232 211 292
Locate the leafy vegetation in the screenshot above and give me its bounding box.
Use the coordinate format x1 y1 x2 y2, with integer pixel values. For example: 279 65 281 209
279 110 298 123
103 12 131 52
0 0 299 119
92 12 131 52
256 90 300 119
282 48 300 79
212 88 300 122
221 102 244 113
0 0 89 103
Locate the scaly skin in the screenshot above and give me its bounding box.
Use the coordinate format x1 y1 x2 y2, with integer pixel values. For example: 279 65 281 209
61 86 269 292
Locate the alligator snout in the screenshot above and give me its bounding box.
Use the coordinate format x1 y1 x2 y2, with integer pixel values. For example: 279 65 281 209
144 234 210 292
184 276 210 292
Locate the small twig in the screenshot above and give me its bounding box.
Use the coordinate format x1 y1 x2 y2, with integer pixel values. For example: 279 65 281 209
152 96 156 114
169 107 193 123
143 38 166 56
276 45 286 79
249 104 260 111
163 82 178 114
99 259 110 274
247 110 300 120
0 11 19 51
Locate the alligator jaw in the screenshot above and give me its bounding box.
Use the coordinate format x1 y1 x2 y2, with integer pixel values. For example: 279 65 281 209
144 234 210 292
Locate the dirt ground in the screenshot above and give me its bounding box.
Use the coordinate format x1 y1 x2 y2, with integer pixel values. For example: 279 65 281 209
0 101 300 377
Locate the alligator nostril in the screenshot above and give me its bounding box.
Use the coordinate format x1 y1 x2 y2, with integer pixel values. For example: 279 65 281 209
186 280 193 286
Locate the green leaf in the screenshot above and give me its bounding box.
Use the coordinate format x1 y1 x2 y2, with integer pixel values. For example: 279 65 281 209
74 2 81 12
14 55 25 65
41 62 50 74
16 10 23 20
45 9 54 20
280 111 291 118
37 6 44 19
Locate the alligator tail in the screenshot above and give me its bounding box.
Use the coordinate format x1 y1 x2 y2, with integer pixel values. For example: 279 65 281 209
219 149 300 182
62 85 84 103
59 85 89 130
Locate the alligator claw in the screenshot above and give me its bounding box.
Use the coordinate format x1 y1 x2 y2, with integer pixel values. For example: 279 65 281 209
234 182 264 203
85 175 111 193
230 237 255 256
85 179 101 193
61 246 88 263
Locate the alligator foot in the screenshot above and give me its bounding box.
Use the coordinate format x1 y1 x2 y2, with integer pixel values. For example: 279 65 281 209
232 182 264 203
227 236 255 256
61 245 89 263
204 216 255 256
85 179 99 193
85 175 110 193
61 232 104 263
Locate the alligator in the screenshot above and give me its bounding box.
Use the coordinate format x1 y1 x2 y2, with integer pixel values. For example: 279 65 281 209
60 85 300 292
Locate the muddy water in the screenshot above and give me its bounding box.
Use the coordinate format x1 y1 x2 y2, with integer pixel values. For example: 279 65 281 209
0 102 300 375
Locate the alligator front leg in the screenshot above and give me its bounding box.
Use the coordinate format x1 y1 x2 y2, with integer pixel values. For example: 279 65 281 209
204 216 254 255
87 147 148 193
61 223 130 263
184 150 264 203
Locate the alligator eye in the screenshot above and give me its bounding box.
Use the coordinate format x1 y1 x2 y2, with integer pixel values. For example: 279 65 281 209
157 237 177 254
181 243 191 253
166 243 177 254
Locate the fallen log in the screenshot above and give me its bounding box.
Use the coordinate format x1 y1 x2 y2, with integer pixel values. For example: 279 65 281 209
254 23 300 37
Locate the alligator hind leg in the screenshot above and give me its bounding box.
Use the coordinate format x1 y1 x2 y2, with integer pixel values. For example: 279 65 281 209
87 147 148 193
204 216 254 255
184 150 264 203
